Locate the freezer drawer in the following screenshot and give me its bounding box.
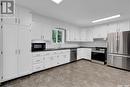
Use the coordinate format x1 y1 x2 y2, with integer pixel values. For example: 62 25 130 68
107 54 130 70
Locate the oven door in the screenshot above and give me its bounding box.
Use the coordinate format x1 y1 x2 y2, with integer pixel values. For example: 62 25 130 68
92 52 106 62
31 43 46 52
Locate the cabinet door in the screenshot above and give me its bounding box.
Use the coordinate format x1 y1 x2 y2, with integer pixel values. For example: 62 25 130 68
107 23 117 33
62 52 70 64
63 50 70 63
80 29 87 42
18 26 32 76
85 48 92 60
66 29 75 41
86 29 93 42
118 21 130 32
31 21 42 40
75 29 80 41
45 56 54 68
77 49 83 60
77 48 91 60
1 7 19 24
41 24 52 41
44 52 55 68
95 25 108 38
3 24 18 80
18 7 32 26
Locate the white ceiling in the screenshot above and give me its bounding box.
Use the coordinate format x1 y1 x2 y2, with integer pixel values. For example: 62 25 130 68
16 0 130 27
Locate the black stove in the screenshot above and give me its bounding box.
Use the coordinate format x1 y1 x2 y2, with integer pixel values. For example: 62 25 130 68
92 47 107 64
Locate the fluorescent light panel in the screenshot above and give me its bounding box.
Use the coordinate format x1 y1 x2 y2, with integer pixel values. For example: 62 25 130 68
92 15 121 23
51 0 63 4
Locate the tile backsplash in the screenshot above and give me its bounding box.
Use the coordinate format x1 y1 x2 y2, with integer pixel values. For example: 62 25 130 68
80 40 107 47
46 42 80 49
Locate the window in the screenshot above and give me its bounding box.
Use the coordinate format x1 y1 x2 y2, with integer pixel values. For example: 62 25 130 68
52 28 65 43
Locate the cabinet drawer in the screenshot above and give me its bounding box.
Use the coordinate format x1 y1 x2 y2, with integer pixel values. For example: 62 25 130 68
32 63 44 72
32 57 43 64
32 52 43 57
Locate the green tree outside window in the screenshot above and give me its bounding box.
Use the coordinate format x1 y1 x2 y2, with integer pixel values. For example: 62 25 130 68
52 29 64 43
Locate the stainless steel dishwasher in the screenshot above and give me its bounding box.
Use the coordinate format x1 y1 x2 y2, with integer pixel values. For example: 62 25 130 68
70 48 77 62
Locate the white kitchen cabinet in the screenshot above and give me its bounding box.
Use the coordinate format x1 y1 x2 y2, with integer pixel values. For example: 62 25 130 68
66 29 75 41
86 29 94 42
1 6 32 26
41 24 52 41
32 56 43 65
66 29 80 42
62 50 70 63
17 26 32 76
17 7 32 26
31 22 52 41
2 24 18 80
1 24 31 81
44 52 54 68
32 63 44 72
32 52 45 72
107 23 118 33
55 50 70 65
80 29 87 42
43 50 70 69
118 20 130 32
31 22 42 40
57 50 65 65
77 48 92 60
0 7 19 25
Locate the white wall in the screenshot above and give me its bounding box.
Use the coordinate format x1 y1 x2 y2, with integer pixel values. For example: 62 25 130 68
31 12 80 48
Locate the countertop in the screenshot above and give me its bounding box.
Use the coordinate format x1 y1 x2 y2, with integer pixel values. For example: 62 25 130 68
44 47 97 51
32 46 107 52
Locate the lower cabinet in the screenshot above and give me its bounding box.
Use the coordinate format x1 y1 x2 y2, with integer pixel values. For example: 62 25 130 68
77 48 92 60
32 50 70 73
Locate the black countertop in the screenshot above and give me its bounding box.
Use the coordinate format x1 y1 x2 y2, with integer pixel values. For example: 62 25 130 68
43 47 104 51
31 46 107 53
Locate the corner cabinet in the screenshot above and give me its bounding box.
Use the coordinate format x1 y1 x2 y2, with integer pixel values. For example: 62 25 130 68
77 48 92 60
1 24 32 81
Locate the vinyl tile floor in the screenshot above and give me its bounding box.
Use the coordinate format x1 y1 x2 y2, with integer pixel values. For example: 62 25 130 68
1 60 130 87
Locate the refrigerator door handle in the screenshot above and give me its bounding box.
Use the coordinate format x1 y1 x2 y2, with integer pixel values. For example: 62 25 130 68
117 32 119 53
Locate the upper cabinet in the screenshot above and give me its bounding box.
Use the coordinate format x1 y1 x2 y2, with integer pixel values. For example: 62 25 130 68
83 20 130 42
66 28 80 42
80 29 87 42
17 7 32 26
107 23 117 33
31 21 52 41
92 25 108 39
85 28 94 42
118 20 130 32
31 22 42 40
1 6 32 26
41 24 52 41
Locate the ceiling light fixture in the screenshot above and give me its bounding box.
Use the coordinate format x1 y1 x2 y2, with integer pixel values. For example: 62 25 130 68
51 0 63 4
92 14 121 23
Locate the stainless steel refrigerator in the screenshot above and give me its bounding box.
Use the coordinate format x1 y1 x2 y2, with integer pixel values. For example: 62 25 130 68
107 31 130 70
